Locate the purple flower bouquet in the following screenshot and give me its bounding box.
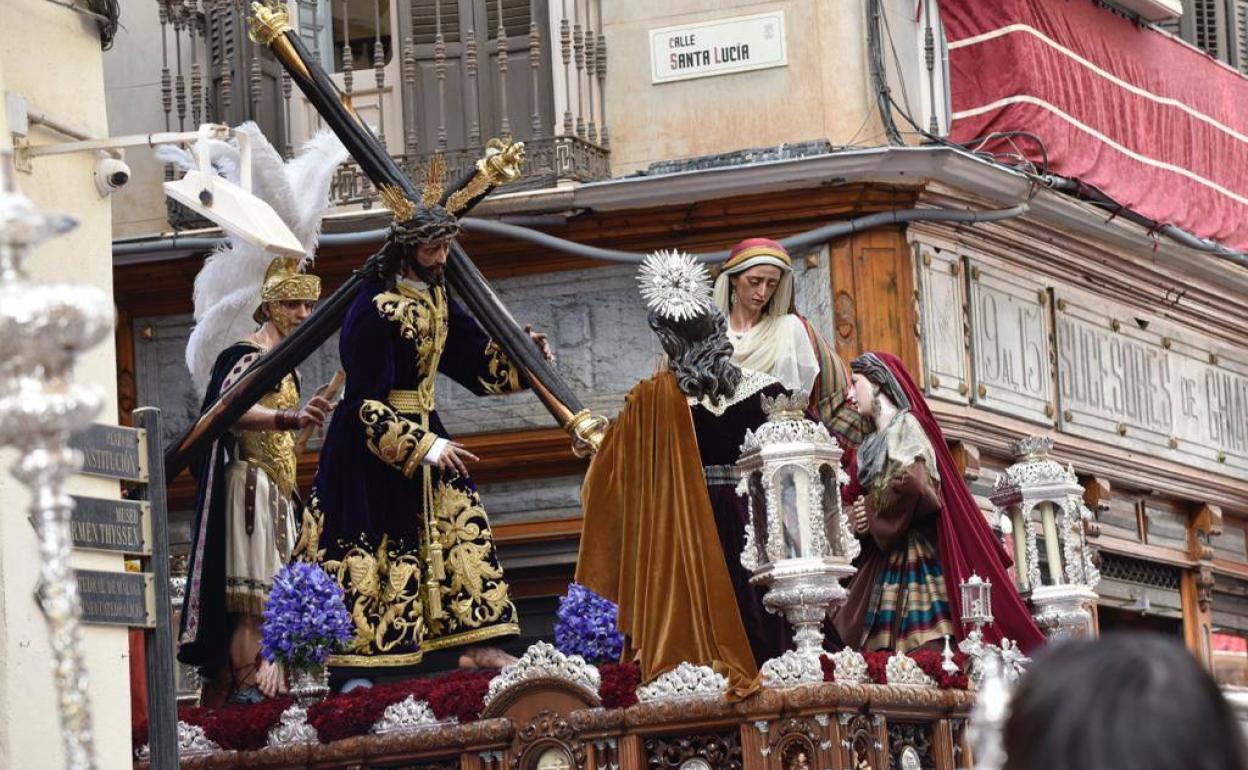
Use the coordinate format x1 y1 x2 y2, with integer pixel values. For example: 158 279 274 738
554 583 624 664
261 562 353 669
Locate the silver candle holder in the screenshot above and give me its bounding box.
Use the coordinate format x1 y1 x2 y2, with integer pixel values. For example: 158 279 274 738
0 153 113 770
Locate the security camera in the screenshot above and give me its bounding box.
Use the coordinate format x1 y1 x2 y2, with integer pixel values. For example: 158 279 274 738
94 155 131 196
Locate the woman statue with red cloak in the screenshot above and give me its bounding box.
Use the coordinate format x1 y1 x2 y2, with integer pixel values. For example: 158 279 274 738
833 352 1045 653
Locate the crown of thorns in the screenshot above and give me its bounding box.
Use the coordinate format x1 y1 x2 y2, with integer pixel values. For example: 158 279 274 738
389 205 462 245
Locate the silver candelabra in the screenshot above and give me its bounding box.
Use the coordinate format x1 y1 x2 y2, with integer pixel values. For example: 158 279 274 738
0 153 113 769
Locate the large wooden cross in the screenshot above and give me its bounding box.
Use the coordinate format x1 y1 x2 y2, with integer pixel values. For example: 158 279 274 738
162 2 605 479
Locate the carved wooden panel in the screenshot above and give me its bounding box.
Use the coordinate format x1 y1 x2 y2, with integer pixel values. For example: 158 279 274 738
510 709 587 770
915 243 969 404
887 721 935 770
830 230 921 376
1054 289 1248 477
967 260 1054 424
838 713 884 770
643 729 743 770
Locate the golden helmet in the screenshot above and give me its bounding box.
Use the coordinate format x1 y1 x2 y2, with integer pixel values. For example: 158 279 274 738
253 256 321 322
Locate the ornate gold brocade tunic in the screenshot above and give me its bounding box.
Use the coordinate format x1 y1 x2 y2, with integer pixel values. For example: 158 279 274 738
298 277 526 672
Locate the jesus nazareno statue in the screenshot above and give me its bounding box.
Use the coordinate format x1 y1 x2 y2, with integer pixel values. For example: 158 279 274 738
293 168 554 683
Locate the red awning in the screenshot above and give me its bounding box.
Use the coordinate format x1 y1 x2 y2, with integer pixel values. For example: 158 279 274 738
941 0 1248 250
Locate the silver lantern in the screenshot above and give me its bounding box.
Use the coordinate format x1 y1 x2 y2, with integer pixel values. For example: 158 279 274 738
990 437 1100 641
736 391 856 685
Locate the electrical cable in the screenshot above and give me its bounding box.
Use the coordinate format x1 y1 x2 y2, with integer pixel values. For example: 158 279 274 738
114 202 1032 265
867 0 905 145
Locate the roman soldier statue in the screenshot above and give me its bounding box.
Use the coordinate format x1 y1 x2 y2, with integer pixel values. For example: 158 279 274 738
174 123 347 705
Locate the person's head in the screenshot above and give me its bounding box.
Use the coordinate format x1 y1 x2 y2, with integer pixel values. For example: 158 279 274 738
730 264 785 317
640 249 742 403
1003 633 1245 770
648 306 742 403
253 256 321 337
713 238 795 321
850 353 910 424
849 372 877 418
406 237 451 283
377 190 461 286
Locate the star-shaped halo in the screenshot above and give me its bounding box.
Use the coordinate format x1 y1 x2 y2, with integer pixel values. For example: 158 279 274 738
637 249 713 322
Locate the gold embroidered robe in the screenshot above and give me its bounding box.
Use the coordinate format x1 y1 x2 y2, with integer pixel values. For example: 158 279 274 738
299 277 525 672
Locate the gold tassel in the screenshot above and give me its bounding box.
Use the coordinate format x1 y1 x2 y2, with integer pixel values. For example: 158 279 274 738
429 540 446 582
426 579 444 620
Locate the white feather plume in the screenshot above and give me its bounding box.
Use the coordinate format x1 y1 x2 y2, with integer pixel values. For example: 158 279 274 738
153 140 241 185
179 124 349 393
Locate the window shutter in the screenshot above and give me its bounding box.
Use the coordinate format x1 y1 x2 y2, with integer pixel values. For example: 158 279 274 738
485 0 531 38
411 0 463 44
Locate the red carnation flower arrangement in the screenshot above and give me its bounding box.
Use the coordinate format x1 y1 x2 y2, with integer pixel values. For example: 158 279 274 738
598 662 641 709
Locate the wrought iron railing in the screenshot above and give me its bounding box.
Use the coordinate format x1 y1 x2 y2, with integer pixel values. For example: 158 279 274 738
156 0 610 228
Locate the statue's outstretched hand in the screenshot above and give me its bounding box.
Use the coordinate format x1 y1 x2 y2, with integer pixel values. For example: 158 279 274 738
525 324 555 362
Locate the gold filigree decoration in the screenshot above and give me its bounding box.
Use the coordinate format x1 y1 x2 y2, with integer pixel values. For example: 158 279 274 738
477 138 525 185
237 372 300 495
428 484 516 638
445 174 491 215
443 138 526 213
379 184 418 222
292 493 326 563
373 285 448 418
567 409 609 458
261 274 321 302
478 341 523 395
248 3 309 79
421 154 447 207
260 256 321 303
323 534 425 654
360 399 437 477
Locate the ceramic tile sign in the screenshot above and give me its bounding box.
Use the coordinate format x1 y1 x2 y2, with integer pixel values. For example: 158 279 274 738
650 11 787 84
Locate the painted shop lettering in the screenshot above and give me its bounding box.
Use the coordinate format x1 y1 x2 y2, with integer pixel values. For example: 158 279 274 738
1207 369 1248 452
1057 318 1172 431
976 289 1046 397
669 43 751 70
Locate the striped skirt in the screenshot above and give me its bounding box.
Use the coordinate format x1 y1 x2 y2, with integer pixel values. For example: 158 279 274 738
862 528 954 652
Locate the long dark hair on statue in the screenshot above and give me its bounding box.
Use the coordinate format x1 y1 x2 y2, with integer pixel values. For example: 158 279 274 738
648 307 742 404
1004 632 1246 770
359 235 447 290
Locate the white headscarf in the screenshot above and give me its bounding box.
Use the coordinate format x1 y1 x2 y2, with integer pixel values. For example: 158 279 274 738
712 246 819 395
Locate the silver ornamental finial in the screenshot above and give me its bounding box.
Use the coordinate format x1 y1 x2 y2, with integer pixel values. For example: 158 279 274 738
637 249 713 321
760 389 810 421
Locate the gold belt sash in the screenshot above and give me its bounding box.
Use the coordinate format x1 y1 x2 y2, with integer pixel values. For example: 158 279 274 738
388 388 434 414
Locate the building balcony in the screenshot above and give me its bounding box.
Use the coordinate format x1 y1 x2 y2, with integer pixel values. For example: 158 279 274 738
156 0 610 228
